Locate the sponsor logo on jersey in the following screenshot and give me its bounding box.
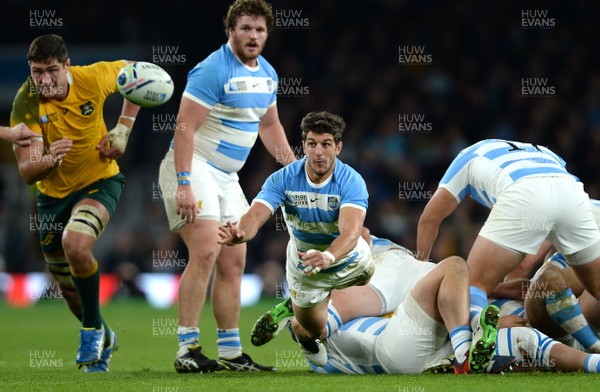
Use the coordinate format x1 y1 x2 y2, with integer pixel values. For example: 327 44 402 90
289 194 308 206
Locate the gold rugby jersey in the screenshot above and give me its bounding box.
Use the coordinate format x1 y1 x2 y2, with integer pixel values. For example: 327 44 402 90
11 60 127 198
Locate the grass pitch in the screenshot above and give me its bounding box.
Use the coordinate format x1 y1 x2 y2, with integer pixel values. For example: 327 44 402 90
0 298 598 392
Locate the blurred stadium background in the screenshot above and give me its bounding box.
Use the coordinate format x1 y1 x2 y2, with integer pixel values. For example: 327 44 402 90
1 0 599 308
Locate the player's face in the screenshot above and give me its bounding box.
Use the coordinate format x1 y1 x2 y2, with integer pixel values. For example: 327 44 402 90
29 58 70 100
303 131 342 183
229 15 268 66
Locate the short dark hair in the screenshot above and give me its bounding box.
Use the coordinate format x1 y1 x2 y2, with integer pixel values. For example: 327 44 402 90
27 34 68 64
300 111 346 144
224 0 274 36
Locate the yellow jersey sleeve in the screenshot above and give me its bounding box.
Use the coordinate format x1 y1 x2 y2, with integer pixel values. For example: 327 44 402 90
74 61 126 98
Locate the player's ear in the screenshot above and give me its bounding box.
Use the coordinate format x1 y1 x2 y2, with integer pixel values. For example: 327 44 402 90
336 141 343 155
65 58 71 69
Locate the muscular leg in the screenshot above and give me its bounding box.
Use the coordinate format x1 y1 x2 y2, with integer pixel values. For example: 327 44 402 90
411 256 469 329
525 265 570 338
526 262 600 352
44 251 82 320
212 242 245 359
291 298 330 341
330 285 382 322
212 243 244 329
467 236 524 328
62 199 109 330
177 219 220 328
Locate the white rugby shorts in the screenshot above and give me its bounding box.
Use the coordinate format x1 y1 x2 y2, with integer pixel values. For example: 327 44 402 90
286 235 375 308
158 150 249 232
480 176 600 260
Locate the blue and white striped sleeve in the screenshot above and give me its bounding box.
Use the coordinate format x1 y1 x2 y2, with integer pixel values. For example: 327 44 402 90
340 169 369 211
183 60 223 109
253 169 286 214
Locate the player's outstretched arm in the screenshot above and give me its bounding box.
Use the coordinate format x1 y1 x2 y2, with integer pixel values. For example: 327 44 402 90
0 123 38 146
14 137 72 184
258 105 296 166
218 202 272 246
416 187 459 261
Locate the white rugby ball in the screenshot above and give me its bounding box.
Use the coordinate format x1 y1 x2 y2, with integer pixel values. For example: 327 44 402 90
117 62 174 108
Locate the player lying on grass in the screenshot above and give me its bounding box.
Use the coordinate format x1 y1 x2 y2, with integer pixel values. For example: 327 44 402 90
312 254 600 376
255 238 600 374
253 233 502 373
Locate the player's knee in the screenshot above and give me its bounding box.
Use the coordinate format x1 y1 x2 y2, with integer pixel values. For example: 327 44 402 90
61 233 92 261
534 265 566 293
64 204 107 241
440 255 468 277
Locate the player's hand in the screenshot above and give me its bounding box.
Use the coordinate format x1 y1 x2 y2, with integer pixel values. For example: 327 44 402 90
98 123 131 160
218 220 246 246
176 185 199 224
47 137 72 166
8 123 39 146
298 249 334 276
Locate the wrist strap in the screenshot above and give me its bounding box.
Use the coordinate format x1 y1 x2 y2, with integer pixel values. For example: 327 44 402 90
322 251 336 264
118 115 136 128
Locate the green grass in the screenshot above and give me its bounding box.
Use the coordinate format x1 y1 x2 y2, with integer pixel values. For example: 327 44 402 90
0 298 598 392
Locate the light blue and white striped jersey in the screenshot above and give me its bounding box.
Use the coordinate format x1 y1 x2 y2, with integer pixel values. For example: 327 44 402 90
369 235 412 257
311 316 390 374
440 139 576 208
254 157 368 253
172 43 278 173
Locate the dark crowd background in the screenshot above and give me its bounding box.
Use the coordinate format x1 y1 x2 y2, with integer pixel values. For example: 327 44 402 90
1 0 599 297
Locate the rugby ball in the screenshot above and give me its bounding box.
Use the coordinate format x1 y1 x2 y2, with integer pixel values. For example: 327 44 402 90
117 62 174 108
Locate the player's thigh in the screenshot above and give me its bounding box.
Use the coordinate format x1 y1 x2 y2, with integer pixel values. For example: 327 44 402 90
179 219 222 266
468 235 524 292
35 191 72 254
285 240 331 308
330 236 375 290
367 249 436 314
330 285 382 322
410 256 466 321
